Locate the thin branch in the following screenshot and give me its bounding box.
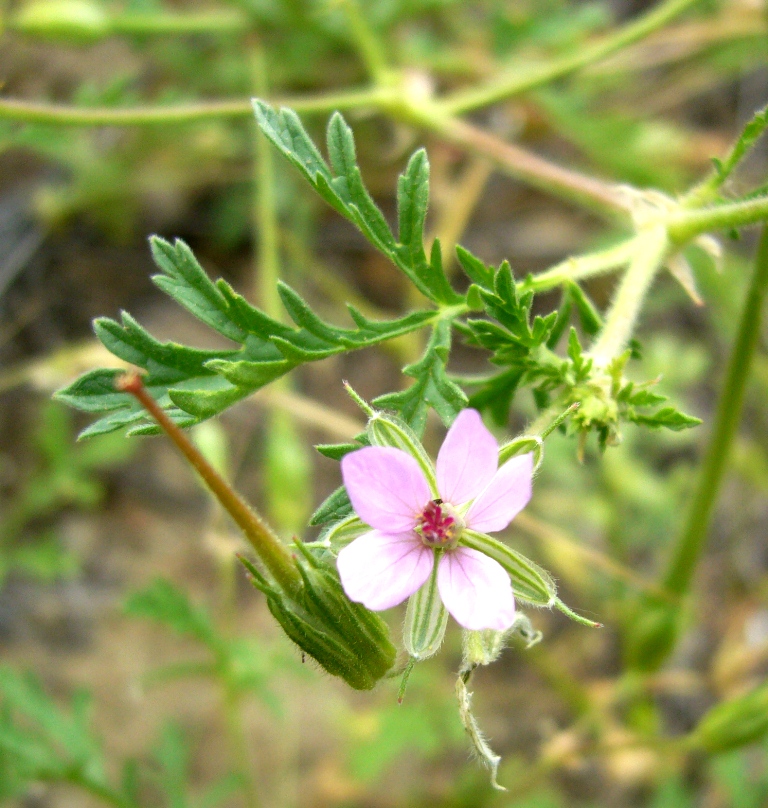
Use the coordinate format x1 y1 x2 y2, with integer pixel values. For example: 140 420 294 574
442 0 705 115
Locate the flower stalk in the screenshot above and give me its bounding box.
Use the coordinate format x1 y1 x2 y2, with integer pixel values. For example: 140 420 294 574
663 223 768 596
115 373 302 595
588 224 669 368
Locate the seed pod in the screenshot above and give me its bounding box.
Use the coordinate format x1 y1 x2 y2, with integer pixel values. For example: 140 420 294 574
693 682 768 754
240 544 396 691
366 412 437 494
461 529 556 607
404 561 448 661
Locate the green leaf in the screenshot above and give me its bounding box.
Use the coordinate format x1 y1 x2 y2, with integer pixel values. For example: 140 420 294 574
629 406 702 431
56 237 436 437
0 667 106 781
455 245 495 290
124 578 222 651
253 101 461 305
711 103 768 186
310 485 353 527
373 319 467 434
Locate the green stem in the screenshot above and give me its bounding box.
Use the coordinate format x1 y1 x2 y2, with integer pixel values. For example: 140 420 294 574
109 11 248 35
668 196 768 244
0 87 394 126
523 237 637 293
252 47 281 319
442 0 704 115
116 374 301 595
588 225 669 367
223 685 260 808
406 107 630 222
9 10 250 37
339 0 390 84
663 224 768 595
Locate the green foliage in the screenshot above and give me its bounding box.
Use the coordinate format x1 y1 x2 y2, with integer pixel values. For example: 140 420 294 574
253 101 462 305
344 664 464 784
0 666 243 807
56 236 436 437
710 103 768 191
0 666 115 802
0 401 133 587
124 577 296 705
373 318 467 434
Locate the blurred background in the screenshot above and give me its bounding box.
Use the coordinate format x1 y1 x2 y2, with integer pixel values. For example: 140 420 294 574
1 0 768 806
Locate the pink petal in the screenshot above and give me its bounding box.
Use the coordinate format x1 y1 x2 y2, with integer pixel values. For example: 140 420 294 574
465 452 533 533
437 547 515 630
336 530 434 611
436 409 498 506
341 446 431 532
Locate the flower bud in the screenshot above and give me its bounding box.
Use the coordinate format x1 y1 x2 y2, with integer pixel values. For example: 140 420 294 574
404 562 448 661
12 0 109 39
240 543 396 691
693 682 768 754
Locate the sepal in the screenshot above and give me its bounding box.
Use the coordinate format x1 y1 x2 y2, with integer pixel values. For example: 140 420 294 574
239 544 396 691
403 561 448 662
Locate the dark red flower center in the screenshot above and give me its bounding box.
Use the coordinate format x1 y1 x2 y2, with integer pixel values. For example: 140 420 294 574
416 499 463 548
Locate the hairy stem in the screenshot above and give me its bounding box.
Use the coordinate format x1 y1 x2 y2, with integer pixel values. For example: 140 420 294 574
668 196 768 243
524 237 637 293
0 87 394 126
116 374 301 594
588 225 669 367
410 109 630 222
663 224 768 596
443 0 704 114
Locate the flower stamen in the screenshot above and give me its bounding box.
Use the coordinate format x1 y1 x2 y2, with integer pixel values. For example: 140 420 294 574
416 499 464 549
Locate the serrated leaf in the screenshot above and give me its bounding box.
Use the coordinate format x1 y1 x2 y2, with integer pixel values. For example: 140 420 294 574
254 101 461 305
373 320 467 434
310 485 353 526
58 239 436 437
455 245 495 289
711 104 768 187
150 236 246 343
630 406 702 431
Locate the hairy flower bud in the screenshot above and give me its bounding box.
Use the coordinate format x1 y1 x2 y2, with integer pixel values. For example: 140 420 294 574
240 543 396 691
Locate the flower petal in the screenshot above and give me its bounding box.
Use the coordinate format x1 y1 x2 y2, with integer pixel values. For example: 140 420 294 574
341 446 431 531
465 452 533 533
436 409 498 506
437 547 515 630
336 530 434 611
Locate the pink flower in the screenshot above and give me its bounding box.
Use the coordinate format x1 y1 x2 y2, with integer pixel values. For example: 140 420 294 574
336 409 534 631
